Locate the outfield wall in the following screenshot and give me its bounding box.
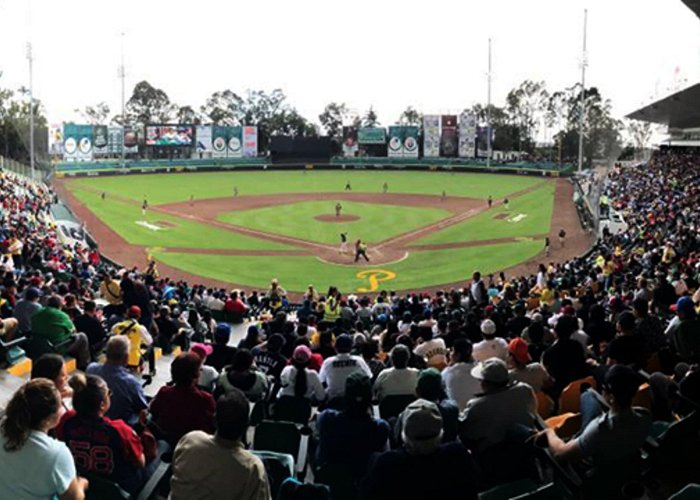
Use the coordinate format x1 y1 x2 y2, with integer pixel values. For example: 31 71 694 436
54 157 573 178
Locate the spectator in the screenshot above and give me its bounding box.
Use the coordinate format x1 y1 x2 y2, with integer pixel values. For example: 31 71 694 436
99 271 123 318
542 315 590 397
315 372 390 478
154 305 181 354
277 345 325 403
605 311 647 370
473 319 508 362
111 305 154 374
0 379 88 500
442 338 481 411
31 353 72 407
87 336 149 427
459 358 536 453
319 333 372 400
669 296 700 363
361 399 479 500
373 344 419 401
238 324 263 350
190 343 219 391
12 286 41 335
206 323 236 372
252 333 287 383
217 349 269 402
150 353 216 445
507 337 552 392
72 300 107 354
31 294 90 370
413 326 448 369
169 389 270 500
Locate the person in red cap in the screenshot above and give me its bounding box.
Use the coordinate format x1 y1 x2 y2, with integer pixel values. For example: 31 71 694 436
111 305 154 374
507 338 552 393
190 343 219 392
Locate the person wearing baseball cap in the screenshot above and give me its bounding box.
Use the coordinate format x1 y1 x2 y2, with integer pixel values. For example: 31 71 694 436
459 358 536 453
360 399 479 500
206 323 236 372
541 365 651 496
472 319 508 362
507 338 552 392
315 372 390 480
110 304 154 374
278 345 325 402
669 296 700 363
319 333 372 401
190 343 218 391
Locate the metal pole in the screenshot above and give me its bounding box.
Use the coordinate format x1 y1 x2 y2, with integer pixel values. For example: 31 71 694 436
27 42 35 180
486 38 492 168
577 9 588 173
119 32 126 168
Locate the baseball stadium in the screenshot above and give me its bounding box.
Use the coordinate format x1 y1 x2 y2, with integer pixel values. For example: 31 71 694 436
0 0 699 499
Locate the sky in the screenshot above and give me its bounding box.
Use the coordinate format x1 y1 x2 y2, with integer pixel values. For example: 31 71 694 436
0 0 699 127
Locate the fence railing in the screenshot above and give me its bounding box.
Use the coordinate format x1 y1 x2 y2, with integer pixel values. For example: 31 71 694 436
0 155 48 184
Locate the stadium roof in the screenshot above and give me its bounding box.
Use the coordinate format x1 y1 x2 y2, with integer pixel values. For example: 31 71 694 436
626 82 700 129
682 0 700 19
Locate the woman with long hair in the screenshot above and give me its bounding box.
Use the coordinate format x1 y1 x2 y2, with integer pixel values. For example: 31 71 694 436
56 373 155 494
0 379 88 499
31 353 73 406
217 349 268 402
278 346 325 403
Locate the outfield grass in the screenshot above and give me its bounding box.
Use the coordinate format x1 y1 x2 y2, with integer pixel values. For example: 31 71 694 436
71 189 293 251
68 170 543 205
151 240 544 292
413 183 556 245
217 200 451 245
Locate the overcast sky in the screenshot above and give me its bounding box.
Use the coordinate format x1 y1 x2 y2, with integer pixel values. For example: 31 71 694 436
0 0 698 127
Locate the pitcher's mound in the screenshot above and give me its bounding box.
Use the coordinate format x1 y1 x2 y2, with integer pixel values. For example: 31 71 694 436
315 214 360 223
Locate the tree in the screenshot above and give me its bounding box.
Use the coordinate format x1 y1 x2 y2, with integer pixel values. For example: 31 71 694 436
362 106 380 127
125 80 175 124
175 105 201 124
505 80 549 152
75 102 110 125
626 119 653 159
200 90 243 125
398 106 422 126
319 102 348 140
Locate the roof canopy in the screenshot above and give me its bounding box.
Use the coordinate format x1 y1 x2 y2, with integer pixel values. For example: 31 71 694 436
626 83 700 129
683 0 700 19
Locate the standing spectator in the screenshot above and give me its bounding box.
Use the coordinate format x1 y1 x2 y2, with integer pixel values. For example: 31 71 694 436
442 338 481 412
150 353 216 445
87 336 148 427
0 379 88 500
169 390 271 500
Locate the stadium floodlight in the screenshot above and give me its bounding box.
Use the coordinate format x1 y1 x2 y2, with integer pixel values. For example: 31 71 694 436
578 9 588 173
486 38 493 169
26 41 34 180
118 32 126 168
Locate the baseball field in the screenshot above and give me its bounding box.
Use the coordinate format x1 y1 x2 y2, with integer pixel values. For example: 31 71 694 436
57 170 589 294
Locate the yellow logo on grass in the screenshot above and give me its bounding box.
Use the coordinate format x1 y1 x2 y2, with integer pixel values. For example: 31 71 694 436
356 269 396 292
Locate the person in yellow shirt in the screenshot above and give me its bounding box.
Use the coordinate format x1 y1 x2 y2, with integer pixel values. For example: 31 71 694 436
99 271 123 318
111 306 154 374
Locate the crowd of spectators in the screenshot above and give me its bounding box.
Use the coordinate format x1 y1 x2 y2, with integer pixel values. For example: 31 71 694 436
0 152 699 499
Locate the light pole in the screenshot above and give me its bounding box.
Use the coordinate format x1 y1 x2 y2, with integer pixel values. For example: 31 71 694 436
577 9 588 173
119 32 126 168
26 42 35 180
486 38 492 168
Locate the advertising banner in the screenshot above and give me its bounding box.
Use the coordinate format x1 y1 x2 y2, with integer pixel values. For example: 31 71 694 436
63 124 94 161
211 125 228 158
440 115 458 157
342 126 358 157
387 126 404 157
92 125 109 155
403 126 419 158
357 127 386 145
242 126 258 158
423 115 440 158
227 126 243 158
123 126 140 153
145 125 194 146
195 125 212 154
48 124 63 156
459 112 477 158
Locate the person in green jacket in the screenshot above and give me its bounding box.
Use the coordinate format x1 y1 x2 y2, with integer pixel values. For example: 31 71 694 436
31 295 90 370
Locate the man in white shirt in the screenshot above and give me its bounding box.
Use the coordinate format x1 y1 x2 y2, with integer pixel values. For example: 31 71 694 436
442 338 482 411
319 334 372 399
472 319 508 362
373 345 419 401
413 327 448 369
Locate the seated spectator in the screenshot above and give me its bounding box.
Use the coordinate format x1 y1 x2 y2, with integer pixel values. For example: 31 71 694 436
169 389 270 500
442 338 481 411
319 334 372 400
99 270 123 318
86 336 148 427
315 372 390 479
360 340 385 381
12 286 41 335
395 368 458 444
206 323 236 372
0 378 88 500
150 353 216 445
373 345 419 402
217 349 269 402
413 326 448 369
506 304 531 339
472 319 508 362
73 300 107 355
31 294 90 370
277 345 325 403
252 333 287 383
542 365 652 495
605 311 647 370
669 296 700 363
314 330 337 359
154 305 182 353
111 305 154 373
507 338 552 392
542 315 590 397
190 343 219 392
224 290 249 317
238 324 263 351
56 374 159 494
360 400 479 500
31 353 72 407
459 358 536 453
632 297 667 354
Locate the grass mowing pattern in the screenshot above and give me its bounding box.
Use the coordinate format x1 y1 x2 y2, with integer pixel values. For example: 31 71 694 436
217 200 451 245
152 240 544 292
